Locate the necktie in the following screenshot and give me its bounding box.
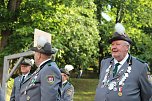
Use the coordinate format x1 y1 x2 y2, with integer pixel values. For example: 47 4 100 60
62 82 68 88
113 63 120 77
21 76 25 84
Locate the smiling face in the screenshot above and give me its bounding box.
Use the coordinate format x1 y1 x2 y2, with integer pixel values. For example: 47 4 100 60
20 65 31 75
111 40 130 62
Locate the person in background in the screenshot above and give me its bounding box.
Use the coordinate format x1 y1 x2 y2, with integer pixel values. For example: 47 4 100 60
147 63 152 101
10 58 32 101
60 67 74 101
79 68 83 78
95 23 152 101
20 36 62 101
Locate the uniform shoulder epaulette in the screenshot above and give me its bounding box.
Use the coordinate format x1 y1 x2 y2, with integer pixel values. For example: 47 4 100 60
136 58 146 63
67 82 72 85
47 63 52 66
135 58 151 71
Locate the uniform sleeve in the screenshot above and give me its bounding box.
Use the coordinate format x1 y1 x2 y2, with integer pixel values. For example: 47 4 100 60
10 80 16 101
139 64 152 101
63 85 74 101
99 59 106 79
40 65 62 101
99 60 103 79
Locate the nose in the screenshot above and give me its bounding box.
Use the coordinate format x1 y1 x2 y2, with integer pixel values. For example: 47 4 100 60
111 44 117 49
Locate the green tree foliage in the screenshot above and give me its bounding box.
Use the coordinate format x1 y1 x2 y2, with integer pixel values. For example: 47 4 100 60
0 0 99 71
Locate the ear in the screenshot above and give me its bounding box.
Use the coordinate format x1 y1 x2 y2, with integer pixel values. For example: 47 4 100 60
125 46 128 51
37 52 41 60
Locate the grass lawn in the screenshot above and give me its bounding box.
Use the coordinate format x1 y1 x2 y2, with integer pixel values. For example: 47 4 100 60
6 78 99 101
71 78 98 101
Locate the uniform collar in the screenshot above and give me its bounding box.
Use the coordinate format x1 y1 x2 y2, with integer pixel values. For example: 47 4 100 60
38 59 51 68
22 72 30 78
62 80 68 88
62 80 67 85
114 53 129 66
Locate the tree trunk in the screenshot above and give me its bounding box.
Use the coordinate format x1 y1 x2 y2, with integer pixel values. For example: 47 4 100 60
95 0 104 74
0 30 12 50
0 0 22 50
7 0 22 11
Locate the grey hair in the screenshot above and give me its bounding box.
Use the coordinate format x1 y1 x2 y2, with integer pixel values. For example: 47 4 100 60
123 41 130 51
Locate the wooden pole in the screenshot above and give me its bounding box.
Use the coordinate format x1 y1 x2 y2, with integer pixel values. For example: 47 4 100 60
1 51 34 100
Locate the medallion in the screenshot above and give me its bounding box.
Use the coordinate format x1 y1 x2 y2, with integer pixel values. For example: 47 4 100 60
113 87 117 91
118 92 122 96
125 73 128 77
27 96 30 100
101 85 104 88
108 82 114 90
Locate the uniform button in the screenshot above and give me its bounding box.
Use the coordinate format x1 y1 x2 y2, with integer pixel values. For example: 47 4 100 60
27 96 30 100
106 91 110 94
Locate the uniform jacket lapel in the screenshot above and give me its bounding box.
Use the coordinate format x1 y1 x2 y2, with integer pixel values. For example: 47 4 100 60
109 57 130 81
109 63 115 81
18 75 22 82
113 60 129 80
117 61 129 76
62 82 68 93
22 73 32 84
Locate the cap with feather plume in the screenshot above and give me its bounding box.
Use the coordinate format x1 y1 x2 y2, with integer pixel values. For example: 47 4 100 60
37 36 48 49
108 23 132 44
31 36 55 55
60 65 74 76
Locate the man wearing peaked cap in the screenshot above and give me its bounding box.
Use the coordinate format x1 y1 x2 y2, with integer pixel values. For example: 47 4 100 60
21 58 33 66
60 68 74 101
10 58 32 101
108 24 133 45
20 37 62 101
95 23 152 101
60 68 70 76
31 42 56 55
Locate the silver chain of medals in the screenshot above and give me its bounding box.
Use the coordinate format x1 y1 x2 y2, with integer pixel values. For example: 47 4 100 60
102 64 132 91
24 67 41 95
102 64 112 87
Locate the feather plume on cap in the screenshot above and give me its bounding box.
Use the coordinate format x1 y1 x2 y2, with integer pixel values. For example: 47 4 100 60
108 23 133 44
30 59 35 65
115 23 125 35
64 65 74 72
37 36 48 49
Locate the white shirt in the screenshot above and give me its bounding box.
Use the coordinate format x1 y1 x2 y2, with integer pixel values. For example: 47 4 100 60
62 80 67 85
114 53 129 72
22 72 29 79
